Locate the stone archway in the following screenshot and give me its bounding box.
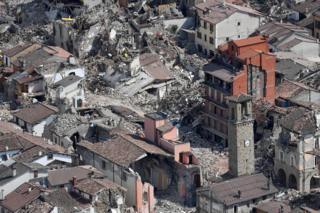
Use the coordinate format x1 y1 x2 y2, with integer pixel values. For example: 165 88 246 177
278 169 287 187
310 176 320 190
288 174 297 189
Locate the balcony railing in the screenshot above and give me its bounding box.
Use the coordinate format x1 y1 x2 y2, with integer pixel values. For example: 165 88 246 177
203 80 231 95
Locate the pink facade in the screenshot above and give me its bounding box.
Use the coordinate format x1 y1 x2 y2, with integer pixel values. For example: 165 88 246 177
136 177 155 213
144 113 199 165
162 127 178 141
144 116 165 144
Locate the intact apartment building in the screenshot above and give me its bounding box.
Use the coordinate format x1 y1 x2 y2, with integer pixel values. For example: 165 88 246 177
202 36 276 146
194 1 263 56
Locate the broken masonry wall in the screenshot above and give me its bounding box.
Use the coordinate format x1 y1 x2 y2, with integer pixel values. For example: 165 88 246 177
76 145 140 208
175 162 201 206
136 178 155 213
133 156 173 191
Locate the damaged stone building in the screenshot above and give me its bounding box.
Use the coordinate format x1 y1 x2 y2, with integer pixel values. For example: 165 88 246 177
76 112 202 212
274 106 320 192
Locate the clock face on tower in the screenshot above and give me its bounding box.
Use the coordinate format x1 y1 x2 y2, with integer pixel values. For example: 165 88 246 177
244 140 250 147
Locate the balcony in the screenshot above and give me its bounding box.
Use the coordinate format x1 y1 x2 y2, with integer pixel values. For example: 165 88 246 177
203 80 231 95
203 95 228 108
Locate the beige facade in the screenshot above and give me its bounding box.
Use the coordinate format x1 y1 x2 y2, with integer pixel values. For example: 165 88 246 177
274 108 320 192
194 3 263 56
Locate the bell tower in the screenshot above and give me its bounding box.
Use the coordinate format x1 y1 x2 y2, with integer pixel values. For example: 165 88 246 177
227 94 255 177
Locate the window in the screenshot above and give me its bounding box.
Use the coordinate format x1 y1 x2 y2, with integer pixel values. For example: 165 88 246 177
231 108 235 120
238 35 240 38
209 37 214 44
47 152 53 160
204 34 207 42
143 192 148 202
204 21 207 29
280 151 284 162
237 22 240 26
226 37 229 42
34 170 38 178
101 160 106 170
197 32 202 39
234 206 238 213
210 24 213 32
214 106 217 114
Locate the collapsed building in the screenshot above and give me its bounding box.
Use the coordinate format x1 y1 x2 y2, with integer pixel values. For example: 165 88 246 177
76 112 202 212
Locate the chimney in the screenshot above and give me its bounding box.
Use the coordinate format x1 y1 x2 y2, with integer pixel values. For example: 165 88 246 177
38 151 43 156
0 189 4 200
238 190 241 198
72 176 77 186
28 187 32 193
88 171 94 179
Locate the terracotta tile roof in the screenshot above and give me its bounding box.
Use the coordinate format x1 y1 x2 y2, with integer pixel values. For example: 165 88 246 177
45 46 72 59
256 200 291 213
0 121 65 153
280 107 317 135
199 173 278 206
12 103 57 124
43 189 82 212
276 79 313 99
2 43 32 57
15 73 43 84
75 178 125 196
13 145 47 163
232 36 267 47
120 134 171 156
48 166 103 186
0 133 34 152
78 137 147 168
196 2 261 24
0 183 41 212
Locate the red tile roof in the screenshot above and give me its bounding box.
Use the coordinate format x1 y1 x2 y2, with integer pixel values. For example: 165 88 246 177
44 46 72 59
12 103 58 124
0 121 65 153
75 178 125 196
0 183 41 212
232 36 267 47
2 44 33 57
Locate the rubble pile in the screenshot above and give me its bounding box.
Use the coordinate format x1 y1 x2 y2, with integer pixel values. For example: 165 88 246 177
51 113 84 136
0 93 11 121
156 199 195 213
180 127 229 185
